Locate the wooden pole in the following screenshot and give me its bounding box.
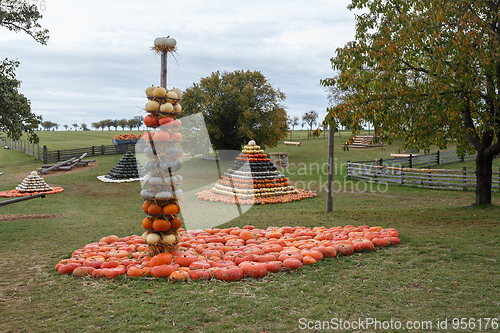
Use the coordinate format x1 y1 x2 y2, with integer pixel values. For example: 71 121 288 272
326 123 334 212
161 49 167 89
0 193 46 207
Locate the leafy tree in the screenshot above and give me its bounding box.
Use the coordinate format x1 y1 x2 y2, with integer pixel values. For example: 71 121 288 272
322 0 500 206
91 121 101 131
288 116 299 140
72 123 79 131
127 118 139 131
1 1 49 143
110 119 118 131
302 110 318 139
41 120 57 131
182 70 288 151
133 115 143 130
117 118 128 130
63 124 68 131
101 119 112 131
81 123 88 131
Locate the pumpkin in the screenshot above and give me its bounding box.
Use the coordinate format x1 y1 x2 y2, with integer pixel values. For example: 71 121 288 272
144 114 159 128
336 243 354 256
162 234 177 244
214 266 243 282
152 219 171 231
154 37 176 48
302 256 317 265
145 101 160 112
145 85 155 97
163 204 178 215
154 131 170 142
142 217 154 229
282 258 303 269
173 103 182 114
241 262 267 278
174 253 198 267
169 217 182 229
172 87 182 99
151 253 173 266
189 269 213 280
169 269 189 281
72 266 95 277
151 264 175 278
160 102 174 113
147 203 162 215
153 87 167 97
146 233 161 244
264 261 282 273
159 117 174 126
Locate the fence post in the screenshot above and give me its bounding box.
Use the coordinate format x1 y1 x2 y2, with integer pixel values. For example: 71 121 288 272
37 143 40 160
57 150 61 162
428 163 432 187
92 146 95 156
409 154 413 168
436 151 440 166
462 167 467 190
43 146 48 164
401 168 404 185
347 161 351 177
461 154 464 162
101 145 105 155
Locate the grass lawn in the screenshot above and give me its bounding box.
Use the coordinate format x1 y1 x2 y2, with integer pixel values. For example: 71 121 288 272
0 131 499 332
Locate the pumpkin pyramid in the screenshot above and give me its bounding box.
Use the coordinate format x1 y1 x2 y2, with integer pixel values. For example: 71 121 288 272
105 151 146 180
15 171 52 193
196 141 317 205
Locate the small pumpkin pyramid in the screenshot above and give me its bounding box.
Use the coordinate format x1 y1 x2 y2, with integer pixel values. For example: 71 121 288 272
105 151 146 180
196 141 317 205
15 171 52 193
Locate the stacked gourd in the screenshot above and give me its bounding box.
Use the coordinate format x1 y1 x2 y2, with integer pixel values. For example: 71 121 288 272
106 151 146 180
209 140 298 200
140 85 184 256
15 171 52 193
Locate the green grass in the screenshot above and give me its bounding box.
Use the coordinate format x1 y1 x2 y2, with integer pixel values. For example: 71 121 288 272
1 132 499 332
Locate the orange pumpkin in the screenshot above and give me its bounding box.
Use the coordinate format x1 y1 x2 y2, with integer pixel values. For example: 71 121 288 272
151 253 173 266
152 219 171 231
169 270 189 281
151 264 175 278
163 204 178 216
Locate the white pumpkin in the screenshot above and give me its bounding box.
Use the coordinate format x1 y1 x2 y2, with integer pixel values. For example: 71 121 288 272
145 85 155 97
173 103 182 114
172 87 182 99
163 234 177 244
153 87 167 97
146 232 161 244
154 37 177 48
145 101 160 112
160 102 174 113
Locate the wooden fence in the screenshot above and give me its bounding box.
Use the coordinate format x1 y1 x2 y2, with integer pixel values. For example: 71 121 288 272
42 144 137 164
1 136 41 160
366 150 476 169
347 150 500 191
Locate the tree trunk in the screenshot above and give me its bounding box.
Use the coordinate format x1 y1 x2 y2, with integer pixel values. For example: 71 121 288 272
475 150 493 206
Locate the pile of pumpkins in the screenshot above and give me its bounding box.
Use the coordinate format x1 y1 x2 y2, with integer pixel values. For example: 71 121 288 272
143 86 182 128
55 224 401 281
139 85 184 256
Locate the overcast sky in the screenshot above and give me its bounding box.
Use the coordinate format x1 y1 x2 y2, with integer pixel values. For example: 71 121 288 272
1 0 358 129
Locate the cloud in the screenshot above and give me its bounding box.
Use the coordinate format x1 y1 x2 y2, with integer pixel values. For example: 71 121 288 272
1 0 357 128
